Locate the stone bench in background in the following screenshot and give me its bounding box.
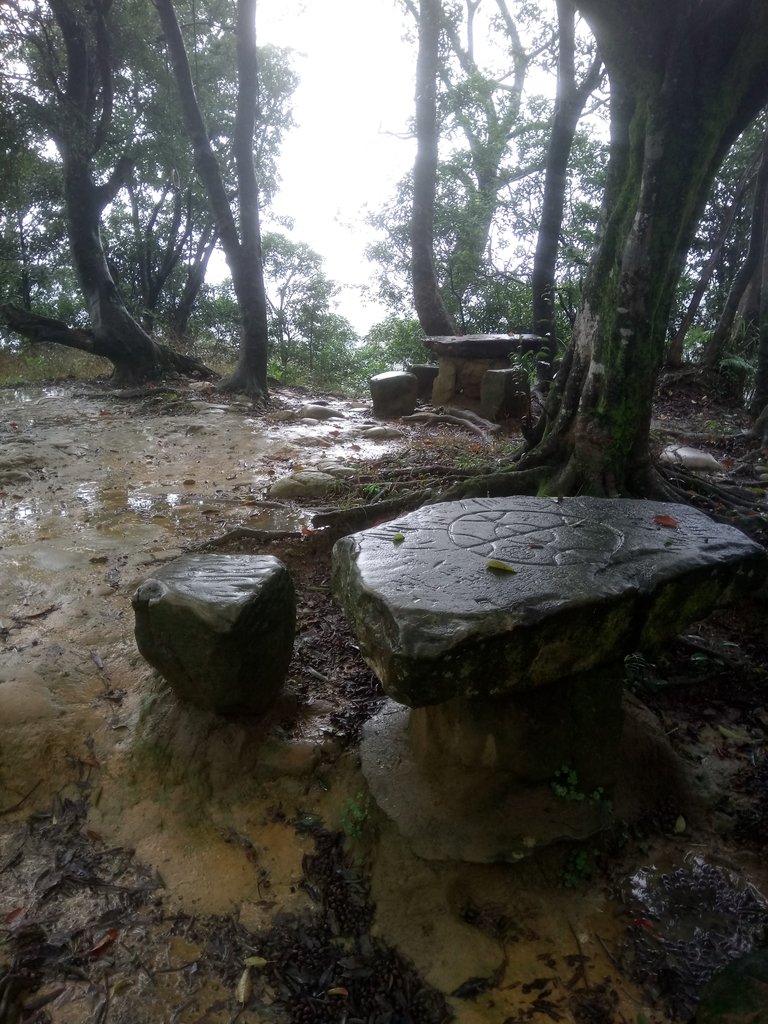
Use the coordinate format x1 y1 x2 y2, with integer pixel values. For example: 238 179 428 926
332 496 765 862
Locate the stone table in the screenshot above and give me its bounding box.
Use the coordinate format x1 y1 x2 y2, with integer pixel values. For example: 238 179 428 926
332 497 765 862
423 334 541 409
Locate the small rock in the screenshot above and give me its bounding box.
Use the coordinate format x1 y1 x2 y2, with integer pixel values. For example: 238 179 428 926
269 470 338 498
362 426 405 440
315 463 358 477
660 445 724 472
297 403 345 420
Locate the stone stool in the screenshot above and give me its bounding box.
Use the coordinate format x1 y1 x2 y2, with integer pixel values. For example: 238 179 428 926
332 497 765 862
133 554 295 715
369 371 418 419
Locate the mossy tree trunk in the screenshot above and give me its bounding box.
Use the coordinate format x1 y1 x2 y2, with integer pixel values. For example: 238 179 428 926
524 0 768 496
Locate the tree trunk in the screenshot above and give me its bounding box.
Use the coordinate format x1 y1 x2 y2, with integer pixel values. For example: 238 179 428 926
410 0 457 336
666 151 758 367
155 0 270 401
531 0 602 384
172 223 218 337
749 191 768 417
702 123 768 369
3 0 214 385
525 0 768 496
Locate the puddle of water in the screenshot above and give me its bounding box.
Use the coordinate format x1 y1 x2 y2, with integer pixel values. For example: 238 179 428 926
245 507 314 532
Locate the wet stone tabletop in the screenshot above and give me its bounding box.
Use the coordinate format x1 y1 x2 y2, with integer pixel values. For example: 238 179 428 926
332 496 766 707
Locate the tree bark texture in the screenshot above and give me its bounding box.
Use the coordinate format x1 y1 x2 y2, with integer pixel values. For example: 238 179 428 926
666 156 756 367
702 124 768 369
749 190 768 417
531 0 602 380
154 0 270 399
12 0 214 385
410 0 457 336
527 0 768 496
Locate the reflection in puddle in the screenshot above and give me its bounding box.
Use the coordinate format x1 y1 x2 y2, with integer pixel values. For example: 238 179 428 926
246 507 314 532
75 482 99 506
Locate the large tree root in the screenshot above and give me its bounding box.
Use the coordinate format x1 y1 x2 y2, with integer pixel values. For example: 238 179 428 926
657 465 768 542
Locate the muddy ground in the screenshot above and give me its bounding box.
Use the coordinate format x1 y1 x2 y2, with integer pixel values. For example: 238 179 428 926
1 377 767 1024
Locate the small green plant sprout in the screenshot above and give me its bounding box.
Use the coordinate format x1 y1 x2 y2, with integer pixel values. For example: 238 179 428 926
362 483 383 499
558 848 593 888
339 792 370 842
551 765 585 801
551 768 612 810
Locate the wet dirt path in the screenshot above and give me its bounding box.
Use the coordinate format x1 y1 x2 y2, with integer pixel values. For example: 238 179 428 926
1 383 766 1023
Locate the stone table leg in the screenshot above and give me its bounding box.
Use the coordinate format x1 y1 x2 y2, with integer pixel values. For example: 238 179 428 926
359 664 624 863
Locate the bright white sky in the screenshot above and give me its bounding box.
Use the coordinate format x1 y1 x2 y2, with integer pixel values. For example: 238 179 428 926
257 0 416 334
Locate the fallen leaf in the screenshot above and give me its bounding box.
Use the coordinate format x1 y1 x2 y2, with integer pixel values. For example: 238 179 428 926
486 559 517 573
88 928 118 957
327 987 349 997
236 967 252 1005
653 514 679 528
244 955 269 969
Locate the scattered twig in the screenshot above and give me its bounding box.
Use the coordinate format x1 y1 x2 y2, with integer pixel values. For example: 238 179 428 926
0 780 41 816
566 919 590 989
9 604 60 624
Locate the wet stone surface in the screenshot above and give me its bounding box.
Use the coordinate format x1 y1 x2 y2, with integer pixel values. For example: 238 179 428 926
133 553 295 714
332 496 766 707
333 496 766 862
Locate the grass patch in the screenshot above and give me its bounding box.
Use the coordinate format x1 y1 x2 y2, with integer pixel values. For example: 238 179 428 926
0 344 112 386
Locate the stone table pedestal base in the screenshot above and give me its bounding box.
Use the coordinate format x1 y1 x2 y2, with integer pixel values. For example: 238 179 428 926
361 699 614 864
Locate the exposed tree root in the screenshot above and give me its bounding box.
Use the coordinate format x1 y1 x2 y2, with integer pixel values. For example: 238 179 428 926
657 464 768 542
310 449 768 546
312 488 437 538
401 412 493 439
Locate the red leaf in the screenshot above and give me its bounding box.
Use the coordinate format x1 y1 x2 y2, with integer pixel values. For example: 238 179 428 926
88 928 118 957
633 918 661 937
5 907 25 925
653 514 679 528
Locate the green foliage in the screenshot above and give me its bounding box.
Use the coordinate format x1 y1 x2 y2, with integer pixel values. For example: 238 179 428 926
0 344 111 385
551 765 585 802
339 792 370 842
558 848 593 889
550 766 612 812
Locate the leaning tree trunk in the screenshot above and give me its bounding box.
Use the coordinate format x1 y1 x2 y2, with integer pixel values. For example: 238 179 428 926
410 0 457 336
748 195 768 419
155 0 270 401
0 0 214 385
702 123 768 369
522 0 768 497
531 0 601 385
